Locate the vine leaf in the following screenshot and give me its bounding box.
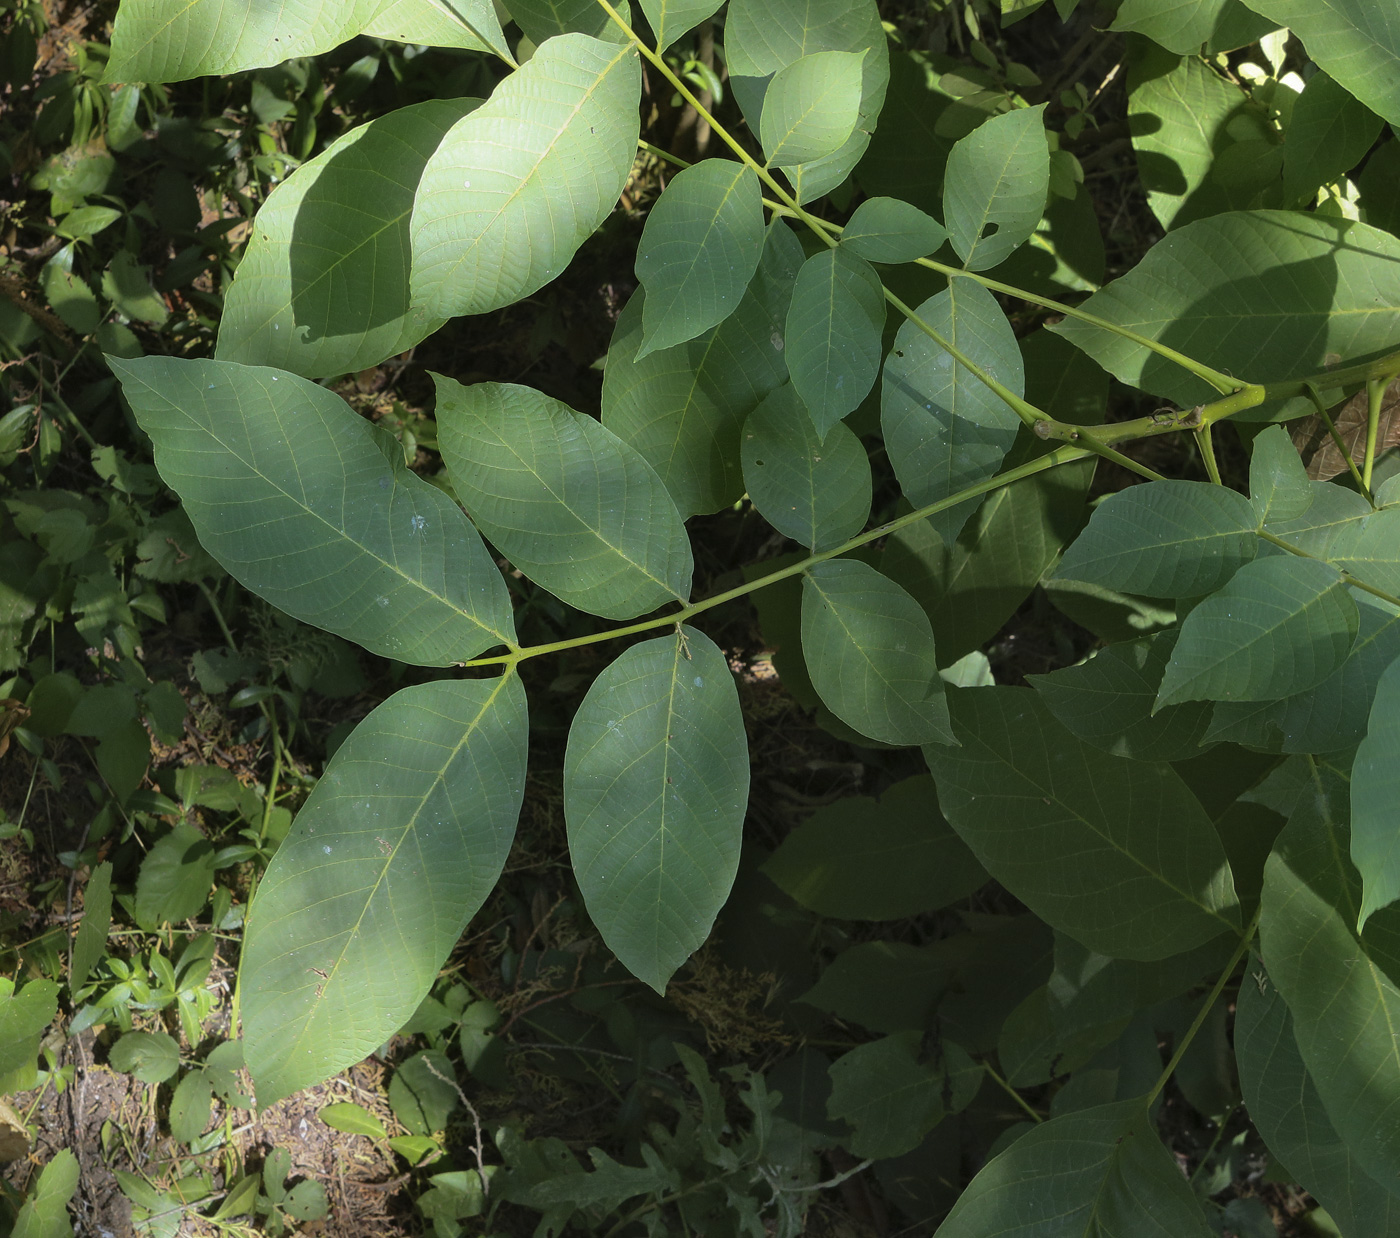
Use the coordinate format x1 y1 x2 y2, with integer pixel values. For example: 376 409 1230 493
801 559 955 747
217 98 478 379
242 675 528 1106
1351 656 1400 930
635 160 765 359
110 357 515 666
564 627 749 993
434 379 693 620
924 686 1241 961
410 34 640 319
840 196 948 264
1155 556 1359 708
943 104 1049 271
759 50 866 170
636 0 723 50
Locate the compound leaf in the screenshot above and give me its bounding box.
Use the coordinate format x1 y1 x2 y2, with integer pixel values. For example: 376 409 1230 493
1352 656 1400 929
841 196 948 264
243 675 528 1106
760 50 865 169
943 105 1049 271
564 628 749 993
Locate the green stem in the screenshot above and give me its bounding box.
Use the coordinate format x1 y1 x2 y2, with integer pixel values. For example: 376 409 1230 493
983 1060 1043 1124
1303 382 1372 505
1363 377 1384 494
1195 424 1222 486
1258 529 1400 608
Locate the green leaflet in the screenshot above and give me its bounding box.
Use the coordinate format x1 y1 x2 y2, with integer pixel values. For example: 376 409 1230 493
760 50 866 169
840 196 949 264
11 1150 79 1238
1236 966 1400 1236
761 774 987 919
1265 480 1374 560
217 98 478 378
784 247 887 438
635 160 765 359
242 675 528 1106
434 379 693 620
1110 0 1275 54
108 0 509 82
740 385 871 551
925 686 1241 961
1258 759 1400 1197
1248 424 1312 524
1334 506 1400 597
1054 480 1258 598
410 34 640 319
1352 656 1400 929
943 105 1050 271
636 0 722 50
0 979 59 1077
800 559 955 747
1282 70 1384 206
1156 556 1359 708
1052 212 1400 412
602 221 802 516
503 0 618 42
881 279 1025 546
935 1100 1215 1237
110 357 515 666
564 628 749 993
1241 0 1400 127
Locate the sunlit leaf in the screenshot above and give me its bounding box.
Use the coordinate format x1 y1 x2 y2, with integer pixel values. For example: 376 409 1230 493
637 0 723 50
943 105 1049 271
1282 70 1385 205
760 50 865 169
841 196 949 264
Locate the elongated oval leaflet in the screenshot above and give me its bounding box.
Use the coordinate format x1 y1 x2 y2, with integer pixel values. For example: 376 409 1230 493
943 104 1050 272
759 50 865 170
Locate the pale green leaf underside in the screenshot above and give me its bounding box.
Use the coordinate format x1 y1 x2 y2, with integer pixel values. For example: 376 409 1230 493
410 34 640 319
635 160 765 359
760 50 865 169
110 357 514 665
434 378 692 620
1249 424 1313 525
1352 657 1400 929
925 686 1241 961
217 98 477 378
741 384 871 551
242 675 527 1106
637 0 723 50
1156 556 1359 708
564 628 749 992
802 559 955 747
944 104 1050 272
840 196 949 264
1055 479 1258 598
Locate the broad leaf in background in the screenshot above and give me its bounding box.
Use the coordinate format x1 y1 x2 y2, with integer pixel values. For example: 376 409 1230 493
724 0 889 203
760 51 865 169
111 358 515 665
943 105 1050 271
785 247 886 437
1055 480 1257 598
1155 556 1359 707
1241 0 1400 127
637 0 723 50
1052 212 1400 412
1258 759 1400 1196
925 687 1241 960
602 222 801 516
218 98 479 378
1282 70 1384 206
762 774 987 919
11 1150 79 1238
1248 424 1312 524
635 160 764 359
881 279 1025 545
503 0 618 42
411 34 640 318
242 675 528 1105
564 628 749 992
935 1099 1215 1237
1351 657 1400 929
1111 0 1275 54
1236 965 1400 1235
740 385 871 551
109 0 509 83
434 379 693 620
841 196 949 264
801 559 956 746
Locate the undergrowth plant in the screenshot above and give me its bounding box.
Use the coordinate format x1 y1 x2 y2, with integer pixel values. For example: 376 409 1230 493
18 0 1400 1231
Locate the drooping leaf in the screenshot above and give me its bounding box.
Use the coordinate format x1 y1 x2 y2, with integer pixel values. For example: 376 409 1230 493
635 160 765 359
1051 212 1400 413
217 99 478 378
943 105 1049 271
1282 69 1385 205
762 774 986 919
410 34 640 319
784 247 887 438
1248 424 1312 524
935 1099 1215 1237
434 379 693 619
564 627 749 993
801 559 955 746
841 196 949 264
760 50 865 169
1352 656 1400 929
110 357 515 666
740 384 871 551
242 675 528 1105
636 0 722 50
925 686 1241 961
1155 556 1359 708
881 279 1025 545
602 222 801 516
1054 480 1258 599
